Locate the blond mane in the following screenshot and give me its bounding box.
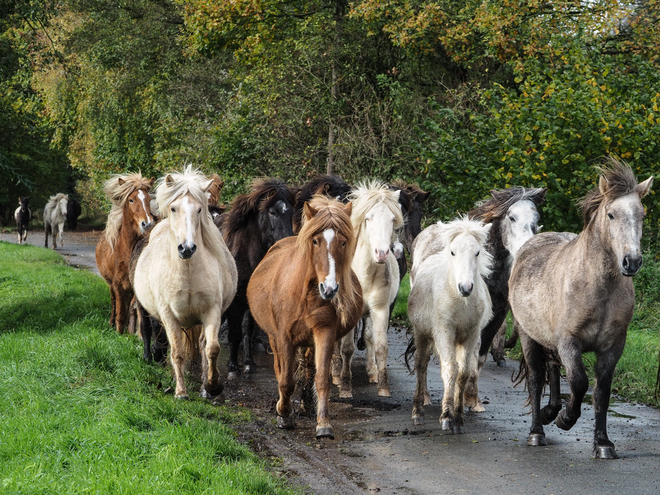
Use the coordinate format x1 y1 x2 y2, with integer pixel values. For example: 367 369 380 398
348 180 404 239
439 216 494 281
45 193 69 212
155 165 226 262
103 172 153 249
298 195 361 327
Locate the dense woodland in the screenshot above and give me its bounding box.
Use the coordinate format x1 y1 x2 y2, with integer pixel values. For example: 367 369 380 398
2 0 660 237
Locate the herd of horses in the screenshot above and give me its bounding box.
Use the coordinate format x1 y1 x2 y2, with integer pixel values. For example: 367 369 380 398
13 157 651 461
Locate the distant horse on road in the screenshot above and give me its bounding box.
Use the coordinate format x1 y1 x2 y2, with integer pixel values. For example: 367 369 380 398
14 197 32 244
67 198 82 230
44 193 69 249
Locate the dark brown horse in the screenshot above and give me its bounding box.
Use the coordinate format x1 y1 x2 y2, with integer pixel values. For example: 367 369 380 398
216 179 296 378
292 174 352 233
96 173 154 334
14 197 32 244
247 196 362 438
510 159 652 459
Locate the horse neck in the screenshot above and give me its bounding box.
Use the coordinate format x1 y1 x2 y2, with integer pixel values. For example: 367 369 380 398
355 232 385 275
577 215 620 278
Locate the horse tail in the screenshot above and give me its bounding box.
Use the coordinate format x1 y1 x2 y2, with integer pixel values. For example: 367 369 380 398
512 346 556 407
403 331 416 374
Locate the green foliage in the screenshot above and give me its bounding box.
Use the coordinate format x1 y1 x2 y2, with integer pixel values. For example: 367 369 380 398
0 241 293 494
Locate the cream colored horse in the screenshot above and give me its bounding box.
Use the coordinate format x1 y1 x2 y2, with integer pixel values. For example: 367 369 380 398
133 166 237 399
43 193 69 249
333 181 404 398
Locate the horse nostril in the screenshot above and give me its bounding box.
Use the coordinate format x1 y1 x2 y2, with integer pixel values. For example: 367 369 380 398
178 244 185 255
459 283 473 297
190 244 197 255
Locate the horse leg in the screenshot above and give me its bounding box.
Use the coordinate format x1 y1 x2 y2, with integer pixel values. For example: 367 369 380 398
44 223 49 248
504 318 520 349
127 296 137 335
464 353 486 412
412 333 432 426
58 222 64 247
339 330 355 399
109 289 117 328
490 319 507 366
453 342 475 434
555 338 588 431
540 363 562 425
314 330 336 439
113 283 131 334
371 308 391 397
137 303 153 362
200 309 223 399
436 338 457 431
299 347 316 415
225 303 244 380
364 317 378 383
592 346 624 459
331 340 342 386
274 338 296 430
520 332 548 446
152 318 168 364
160 314 188 399
242 310 256 374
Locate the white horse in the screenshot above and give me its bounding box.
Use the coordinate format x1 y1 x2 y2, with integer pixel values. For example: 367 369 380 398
333 180 404 398
133 166 237 399
408 217 493 433
44 193 69 249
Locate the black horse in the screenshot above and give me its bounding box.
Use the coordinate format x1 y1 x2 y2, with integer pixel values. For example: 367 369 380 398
292 174 352 233
67 198 82 230
217 179 296 378
14 197 32 244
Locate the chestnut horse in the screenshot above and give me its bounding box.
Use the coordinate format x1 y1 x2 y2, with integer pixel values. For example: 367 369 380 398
247 196 362 438
96 173 154 334
509 159 652 459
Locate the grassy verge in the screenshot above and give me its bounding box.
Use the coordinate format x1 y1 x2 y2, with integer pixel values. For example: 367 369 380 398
0 241 293 494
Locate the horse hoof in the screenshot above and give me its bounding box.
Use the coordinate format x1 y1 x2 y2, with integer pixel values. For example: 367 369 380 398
453 425 465 435
594 445 618 459
412 415 424 426
277 415 295 430
332 376 341 386
496 359 506 367
243 364 255 375
175 394 190 401
227 371 239 381
555 411 576 431
201 383 223 399
527 433 547 446
468 403 486 413
357 337 366 351
339 390 353 399
316 425 334 439
441 418 452 431
377 388 391 397
368 374 378 384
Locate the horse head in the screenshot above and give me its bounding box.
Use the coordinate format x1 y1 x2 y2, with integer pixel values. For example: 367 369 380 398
58 195 69 218
441 219 493 297
493 188 546 257
159 170 215 260
585 160 653 277
301 198 355 301
257 185 295 247
123 184 154 235
18 197 29 212
351 181 404 265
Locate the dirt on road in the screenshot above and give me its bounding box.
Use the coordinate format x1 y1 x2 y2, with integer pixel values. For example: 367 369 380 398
2 228 660 495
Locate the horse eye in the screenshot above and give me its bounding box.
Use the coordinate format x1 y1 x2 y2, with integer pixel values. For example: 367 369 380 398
476 251 480 257
608 213 614 220
198 208 202 214
342 241 346 247
451 251 455 256
129 199 134 203
170 207 176 213
509 216 516 223
313 239 318 246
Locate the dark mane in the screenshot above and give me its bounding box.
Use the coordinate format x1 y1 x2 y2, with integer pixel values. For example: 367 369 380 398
469 187 546 222
227 178 295 233
579 158 639 226
297 174 352 204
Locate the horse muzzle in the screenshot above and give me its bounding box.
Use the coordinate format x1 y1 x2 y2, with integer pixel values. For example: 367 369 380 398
621 254 642 277
374 248 390 264
140 219 153 234
319 282 339 300
458 282 474 297
178 243 197 259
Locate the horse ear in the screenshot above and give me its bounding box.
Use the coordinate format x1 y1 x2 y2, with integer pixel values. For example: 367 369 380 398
417 190 431 203
118 177 125 186
636 176 653 199
343 201 353 217
483 222 493 236
535 187 548 204
148 177 155 188
165 174 175 187
202 179 215 193
598 175 609 195
392 189 401 201
303 202 318 220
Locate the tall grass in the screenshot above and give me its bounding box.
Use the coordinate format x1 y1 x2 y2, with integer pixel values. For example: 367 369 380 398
0 241 293 494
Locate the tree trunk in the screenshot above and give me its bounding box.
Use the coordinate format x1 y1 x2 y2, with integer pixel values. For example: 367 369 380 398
327 0 345 176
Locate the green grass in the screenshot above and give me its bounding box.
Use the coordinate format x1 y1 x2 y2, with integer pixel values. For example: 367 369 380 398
392 272 410 325
0 241 294 494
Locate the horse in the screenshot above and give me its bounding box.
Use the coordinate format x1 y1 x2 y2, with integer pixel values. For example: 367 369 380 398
43 193 69 249
333 181 404 398
133 166 237 399
216 178 296 378
14 197 32 244
292 174 352 233
95 173 154 334
509 159 652 459
247 196 362 438
408 217 493 433
207 173 225 220
67 198 82 230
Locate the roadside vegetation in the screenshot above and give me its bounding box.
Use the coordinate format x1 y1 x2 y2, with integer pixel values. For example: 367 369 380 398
0 242 294 494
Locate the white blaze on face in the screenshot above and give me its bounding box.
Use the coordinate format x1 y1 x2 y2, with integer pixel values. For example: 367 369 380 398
137 190 148 215
182 196 196 248
323 229 337 291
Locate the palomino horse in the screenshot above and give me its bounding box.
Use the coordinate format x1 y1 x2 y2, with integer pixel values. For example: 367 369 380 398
44 193 69 249
95 173 154 334
14 197 32 244
334 181 404 398
509 159 652 459
133 167 237 399
247 196 362 438
216 179 296 378
408 217 493 433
